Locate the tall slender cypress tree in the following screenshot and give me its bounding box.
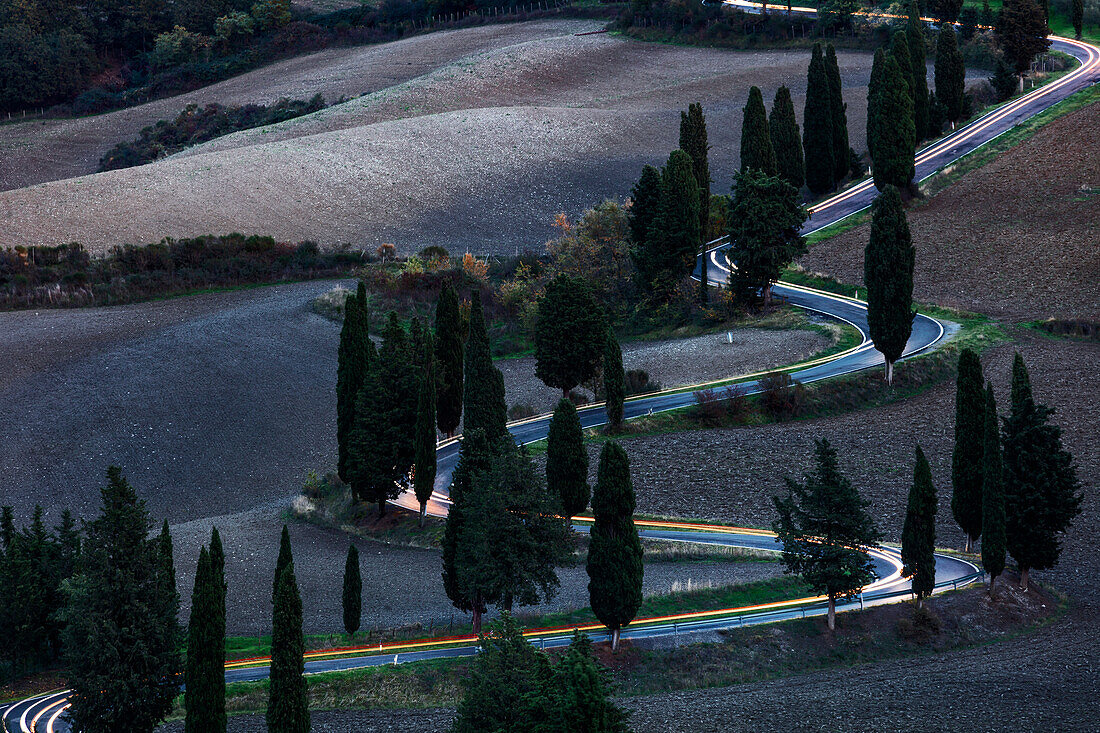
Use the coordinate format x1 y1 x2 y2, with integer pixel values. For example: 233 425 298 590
727 169 808 306
997 0 1051 84
547 398 590 518
586 441 643 651
1073 0 1084 38
770 85 805 191
906 1 930 141
804 43 835 195
342 544 362 635
863 185 914 384
981 383 1006 596
824 44 850 184
336 282 373 482
434 282 464 439
442 429 493 615
186 547 225 733
1002 354 1082 590
891 32 915 102
740 86 777 176
603 332 625 431
951 348 985 551
273 524 293 606
207 526 226 732
414 330 438 525
868 50 916 191
267 564 309 733
679 102 711 302
902 445 938 605
641 150 701 298
628 164 662 249
463 291 509 445
935 25 966 127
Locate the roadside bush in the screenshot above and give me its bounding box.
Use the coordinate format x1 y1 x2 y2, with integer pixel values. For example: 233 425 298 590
758 371 804 420
693 384 752 426
897 604 943 640
508 403 537 421
625 369 661 396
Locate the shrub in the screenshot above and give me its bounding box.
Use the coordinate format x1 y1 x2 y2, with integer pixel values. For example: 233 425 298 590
215 12 256 42
72 88 122 115
693 389 726 426
625 369 660 396
418 245 450 261
151 26 212 69
508 403 537 421
758 371 804 419
252 0 292 31
897 603 943 640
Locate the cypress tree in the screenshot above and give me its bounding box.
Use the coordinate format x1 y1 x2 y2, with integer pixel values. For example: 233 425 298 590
1073 0 1084 39
772 440 882 631
535 274 608 398
414 330 438 525
906 1 930 141
155 519 180 653
891 32 915 103
185 547 225 733
639 149 701 298
935 25 966 127
267 564 309 733
586 441 643 651
728 169 808 306
273 524 292 606
336 282 373 482
628 164 662 248
868 50 916 191
442 429 493 616
980 383 1006 596
0 505 13 550
997 0 1051 84
951 348 985 551
804 43 835 195
824 44 850 184
434 281 464 439
770 85 805 191
463 290 509 445
547 398 590 518
679 102 712 302
902 445 937 605
603 332 625 431
1002 354 1082 590
342 544 362 635
207 526 226 733
864 185 915 385
740 86 777 176
62 467 182 733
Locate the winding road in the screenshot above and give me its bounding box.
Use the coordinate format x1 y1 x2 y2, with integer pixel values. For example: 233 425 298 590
5 27 1098 733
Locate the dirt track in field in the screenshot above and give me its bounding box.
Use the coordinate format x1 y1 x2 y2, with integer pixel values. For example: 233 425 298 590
0 20 886 255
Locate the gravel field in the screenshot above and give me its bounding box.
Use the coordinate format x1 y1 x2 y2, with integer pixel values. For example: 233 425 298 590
499 327 829 414
0 20 895 254
800 99 1100 321
170 506 784 635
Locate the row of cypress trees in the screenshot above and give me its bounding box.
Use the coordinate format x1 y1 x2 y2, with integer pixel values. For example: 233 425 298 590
803 43 851 196
951 350 1082 595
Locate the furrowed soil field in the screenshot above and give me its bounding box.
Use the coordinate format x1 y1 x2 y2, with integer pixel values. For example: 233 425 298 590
0 19 904 255
800 98 1100 321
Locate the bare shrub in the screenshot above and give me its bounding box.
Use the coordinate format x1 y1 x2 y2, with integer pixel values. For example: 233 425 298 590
625 369 660 396
508 403 536 421
758 371 804 420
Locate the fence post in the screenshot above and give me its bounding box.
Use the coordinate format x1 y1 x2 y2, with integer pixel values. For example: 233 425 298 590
859 592 864 610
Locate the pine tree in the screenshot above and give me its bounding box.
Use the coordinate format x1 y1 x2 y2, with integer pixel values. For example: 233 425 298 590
804 43 836 195
868 50 916 191
628 164 662 248
1073 0 1084 38
728 169 808 306
442 429 493 617
586 441 643 651
273 524 293 606
603 332 625 431
62 467 182 733
342 544 362 635
981 383 1006 596
1002 354 1082 590
207 527 227 733
535 274 608 398
463 290 509 445
864 185 914 384
773 440 882 631
740 86 777 176
935 25 966 126
639 150 701 298
902 445 938 605
906 1 930 141
770 85 805 191
951 349 985 551
997 0 1051 84
413 329 439 525
455 446 572 630
336 282 373 483
679 102 712 302
267 564 309 733
824 44 850 185
547 398 590 518
556 631 631 732
186 547 225 733
434 281 464 439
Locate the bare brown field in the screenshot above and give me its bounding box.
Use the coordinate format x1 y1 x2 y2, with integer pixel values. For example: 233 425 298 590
0 20 885 255
801 99 1100 321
